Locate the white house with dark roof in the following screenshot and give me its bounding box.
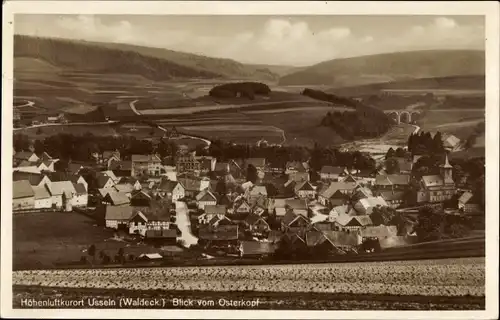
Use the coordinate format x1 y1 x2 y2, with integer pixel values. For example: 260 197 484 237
294 180 316 199
72 182 88 207
198 204 227 224
353 196 389 215
47 181 75 211
318 181 357 207
32 185 53 209
334 215 373 232
196 189 217 210
13 180 35 211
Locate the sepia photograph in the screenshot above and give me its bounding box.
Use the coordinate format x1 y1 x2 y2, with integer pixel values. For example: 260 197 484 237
1 1 499 319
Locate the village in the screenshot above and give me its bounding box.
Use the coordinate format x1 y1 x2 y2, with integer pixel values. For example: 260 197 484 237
12 131 485 265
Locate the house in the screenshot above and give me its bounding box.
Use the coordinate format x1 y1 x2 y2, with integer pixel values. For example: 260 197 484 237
351 186 374 202
358 225 398 245
109 160 133 177
285 199 309 217
245 185 268 202
32 185 53 209
249 195 268 216
375 174 410 191
388 157 413 174
130 190 152 207
103 191 130 206
198 204 227 224
176 151 201 174
13 171 51 187
353 196 389 215
196 156 217 174
334 215 373 232
104 205 136 230
13 180 35 211
102 150 121 168
233 199 252 215
72 183 88 208
196 189 217 210
322 230 359 252
285 161 309 175
137 253 163 260
458 191 482 215
244 213 270 234
177 177 202 198
131 154 162 177
442 134 462 152
13 160 42 174
417 155 455 203
239 241 276 258
96 174 115 190
158 179 185 201
100 170 119 183
319 166 345 181
281 211 310 233
114 182 135 196
379 190 406 208
294 180 316 199
47 181 76 211
318 182 357 207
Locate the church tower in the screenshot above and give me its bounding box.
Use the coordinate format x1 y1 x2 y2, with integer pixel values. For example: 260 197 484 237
440 153 454 185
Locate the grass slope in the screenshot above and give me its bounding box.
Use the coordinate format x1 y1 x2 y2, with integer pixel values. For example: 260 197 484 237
279 50 485 87
14 35 280 81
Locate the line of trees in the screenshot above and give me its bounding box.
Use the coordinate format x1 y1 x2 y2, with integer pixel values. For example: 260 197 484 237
209 82 271 100
407 130 445 155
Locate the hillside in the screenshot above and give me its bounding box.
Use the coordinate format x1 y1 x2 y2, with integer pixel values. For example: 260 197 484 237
279 50 485 87
14 35 280 81
329 75 485 97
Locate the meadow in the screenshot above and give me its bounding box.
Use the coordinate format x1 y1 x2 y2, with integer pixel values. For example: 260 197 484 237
13 211 170 270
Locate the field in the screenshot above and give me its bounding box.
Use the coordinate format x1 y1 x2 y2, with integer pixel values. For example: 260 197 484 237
13 285 484 310
13 211 171 270
12 257 484 309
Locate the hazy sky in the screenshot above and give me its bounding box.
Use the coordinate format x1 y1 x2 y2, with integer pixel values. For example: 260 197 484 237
15 15 485 66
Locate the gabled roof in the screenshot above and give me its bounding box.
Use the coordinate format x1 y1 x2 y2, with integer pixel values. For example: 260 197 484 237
178 178 201 191
32 185 51 199
115 183 134 194
109 160 132 171
158 179 180 193
240 241 276 255
44 172 70 182
330 204 349 216
335 214 372 227
13 171 45 186
97 175 114 188
291 172 310 183
250 195 269 210
245 213 267 226
100 170 118 181
421 175 444 188
247 185 268 197
312 221 335 231
286 161 308 172
379 191 406 202
131 154 161 162
356 197 388 210
48 181 76 197
204 204 227 215
131 190 152 200
98 187 116 197
285 199 308 210
282 210 298 226
196 189 217 202
376 174 411 186
104 191 130 205
14 151 36 161
458 191 481 205
104 205 135 221
320 165 344 175
323 231 358 247
294 180 314 192
73 183 87 195
12 180 34 199
359 225 398 238
321 182 357 199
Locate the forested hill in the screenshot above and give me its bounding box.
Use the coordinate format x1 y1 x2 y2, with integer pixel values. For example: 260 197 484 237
302 88 393 140
279 50 485 87
14 35 280 81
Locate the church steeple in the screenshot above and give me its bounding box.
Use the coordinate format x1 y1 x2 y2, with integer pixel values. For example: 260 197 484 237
440 153 454 185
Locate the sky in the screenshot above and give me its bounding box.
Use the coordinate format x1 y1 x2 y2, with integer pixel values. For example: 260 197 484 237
15 15 485 66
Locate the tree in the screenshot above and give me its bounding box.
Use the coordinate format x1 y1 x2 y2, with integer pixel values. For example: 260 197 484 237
385 158 400 174
36 127 43 135
370 206 397 226
385 148 396 160
432 131 444 153
414 206 444 242
246 164 258 183
87 244 96 263
33 139 45 154
215 180 227 195
13 133 31 152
